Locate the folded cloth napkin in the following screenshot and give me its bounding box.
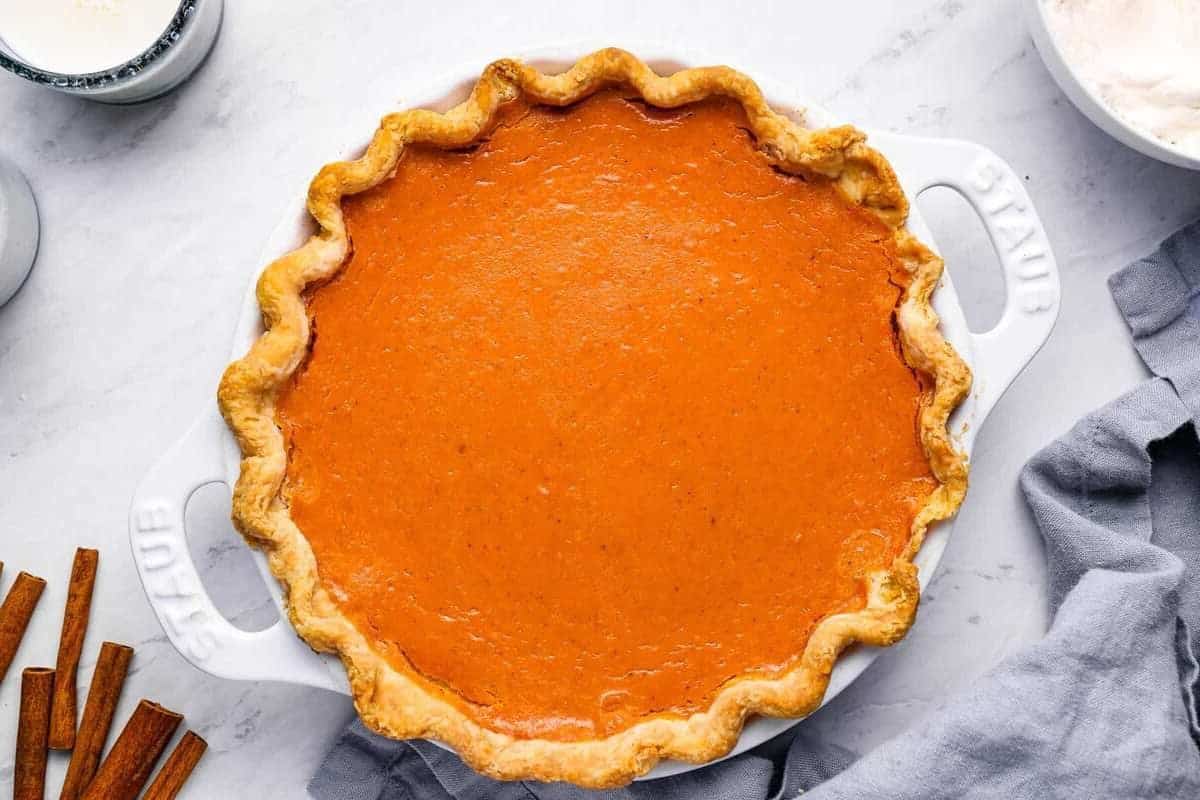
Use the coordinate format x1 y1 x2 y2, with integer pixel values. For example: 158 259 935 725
309 221 1200 800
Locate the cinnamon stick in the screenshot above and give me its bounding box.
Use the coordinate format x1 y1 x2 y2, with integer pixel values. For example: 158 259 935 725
79 699 183 800
142 730 208 800
14 667 55 800
58 642 135 800
49 548 100 749
0 571 47 684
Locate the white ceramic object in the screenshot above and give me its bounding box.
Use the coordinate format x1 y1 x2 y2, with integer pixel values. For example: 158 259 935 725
129 46 1061 780
0 0 222 104
1025 0 1200 171
0 153 37 307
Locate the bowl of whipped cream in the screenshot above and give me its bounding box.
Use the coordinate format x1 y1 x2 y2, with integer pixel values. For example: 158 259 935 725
1027 0 1199 170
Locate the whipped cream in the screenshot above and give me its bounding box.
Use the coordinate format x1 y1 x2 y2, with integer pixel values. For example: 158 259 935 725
1043 0 1200 158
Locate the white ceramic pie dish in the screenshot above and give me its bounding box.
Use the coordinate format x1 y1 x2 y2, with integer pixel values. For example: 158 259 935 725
130 44 1060 780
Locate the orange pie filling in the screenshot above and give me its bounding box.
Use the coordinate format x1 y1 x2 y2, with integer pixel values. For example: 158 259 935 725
275 92 935 741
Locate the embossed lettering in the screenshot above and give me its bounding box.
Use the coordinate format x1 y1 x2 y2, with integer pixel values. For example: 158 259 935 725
138 543 174 571
135 501 171 532
967 155 1057 318
163 604 218 662
984 190 1016 217
131 497 223 666
1017 256 1050 281
969 161 1003 193
187 627 219 662
1018 285 1056 313
136 533 176 570
996 222 1036 253
152 568 197 600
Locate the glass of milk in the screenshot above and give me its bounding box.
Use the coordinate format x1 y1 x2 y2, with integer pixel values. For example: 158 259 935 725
0 0 223 103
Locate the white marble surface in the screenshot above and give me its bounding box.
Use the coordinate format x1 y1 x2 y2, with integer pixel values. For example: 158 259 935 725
2 1 1199 797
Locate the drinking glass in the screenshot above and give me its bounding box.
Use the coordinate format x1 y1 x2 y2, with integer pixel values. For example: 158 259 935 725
0 0 223 104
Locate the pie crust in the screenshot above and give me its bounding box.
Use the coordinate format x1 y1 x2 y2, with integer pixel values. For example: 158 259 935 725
218 48 970 788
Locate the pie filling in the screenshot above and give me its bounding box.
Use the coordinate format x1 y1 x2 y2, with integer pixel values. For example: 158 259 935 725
276 91 935 741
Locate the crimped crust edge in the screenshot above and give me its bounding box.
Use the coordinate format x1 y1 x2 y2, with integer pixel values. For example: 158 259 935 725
217 47 971 789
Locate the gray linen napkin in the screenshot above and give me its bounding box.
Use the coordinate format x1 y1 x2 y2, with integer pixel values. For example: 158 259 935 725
310 221 1200 800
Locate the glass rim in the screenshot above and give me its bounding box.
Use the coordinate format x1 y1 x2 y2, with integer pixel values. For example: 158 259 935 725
0 0 201 91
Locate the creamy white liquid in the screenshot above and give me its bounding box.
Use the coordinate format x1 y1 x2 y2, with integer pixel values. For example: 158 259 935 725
0 0 180 74
1043 0 1200 158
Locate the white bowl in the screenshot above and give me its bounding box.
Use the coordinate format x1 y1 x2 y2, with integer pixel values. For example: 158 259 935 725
0 154 38 307
1025 0 1200 171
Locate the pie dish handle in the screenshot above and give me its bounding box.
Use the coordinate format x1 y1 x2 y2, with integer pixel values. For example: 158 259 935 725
899 137 1061 423
129 403 343 691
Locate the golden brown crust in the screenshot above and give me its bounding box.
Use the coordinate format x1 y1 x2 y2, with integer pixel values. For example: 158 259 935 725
217 48 971 788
